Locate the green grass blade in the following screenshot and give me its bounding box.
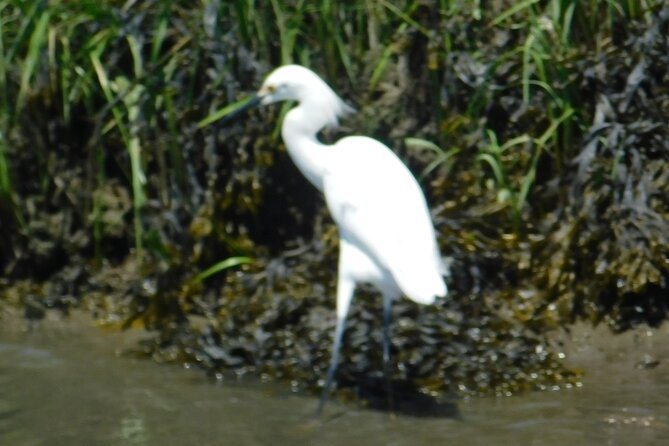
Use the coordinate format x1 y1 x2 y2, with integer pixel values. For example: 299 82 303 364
536 107 575 147
189 256 254 284
476 153 506 186
491 0 541 26
0 3 7 120
126 34 144 78
198 95 258 128
16 9 49 115
5 0 42 63
377 0 429 36
150 12 168 64
369 40 399 91
404 137 443 154
0 129 11 194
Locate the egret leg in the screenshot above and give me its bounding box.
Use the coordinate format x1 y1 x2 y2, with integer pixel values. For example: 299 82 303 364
318 314 346 414
317 275 354 414
382 293 395 412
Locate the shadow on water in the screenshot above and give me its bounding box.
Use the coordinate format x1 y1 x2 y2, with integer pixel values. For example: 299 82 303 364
0 408 21 430
344 376 461 419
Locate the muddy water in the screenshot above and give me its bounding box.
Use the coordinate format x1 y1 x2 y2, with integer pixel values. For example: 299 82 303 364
1 311 668 446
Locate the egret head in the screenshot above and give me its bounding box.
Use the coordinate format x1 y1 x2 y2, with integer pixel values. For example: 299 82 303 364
257 65 307 104
257 65 354 128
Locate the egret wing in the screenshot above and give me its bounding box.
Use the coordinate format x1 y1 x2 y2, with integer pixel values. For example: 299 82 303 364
323 136 447 303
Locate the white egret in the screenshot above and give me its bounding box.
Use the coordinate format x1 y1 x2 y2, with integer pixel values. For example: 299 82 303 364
240 65 448 412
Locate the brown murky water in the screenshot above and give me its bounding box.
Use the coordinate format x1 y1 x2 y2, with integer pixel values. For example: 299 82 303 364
1 310 668 446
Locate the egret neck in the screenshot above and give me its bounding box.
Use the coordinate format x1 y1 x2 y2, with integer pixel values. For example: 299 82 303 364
281 104 330 192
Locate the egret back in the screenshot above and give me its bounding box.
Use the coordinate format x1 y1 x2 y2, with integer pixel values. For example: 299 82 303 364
323 136 447 304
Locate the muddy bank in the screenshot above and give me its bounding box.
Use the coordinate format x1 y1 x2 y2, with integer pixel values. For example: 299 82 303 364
552 322 668 381
1 310 667 446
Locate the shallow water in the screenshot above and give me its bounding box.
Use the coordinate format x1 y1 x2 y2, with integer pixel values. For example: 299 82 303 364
1 312 668 446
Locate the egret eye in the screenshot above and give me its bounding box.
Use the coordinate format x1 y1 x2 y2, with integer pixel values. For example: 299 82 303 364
266 84 276 93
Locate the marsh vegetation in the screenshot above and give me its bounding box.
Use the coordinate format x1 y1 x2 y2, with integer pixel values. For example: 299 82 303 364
1 0 667 405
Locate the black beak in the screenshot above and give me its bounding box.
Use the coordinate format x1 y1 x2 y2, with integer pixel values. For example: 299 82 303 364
219 93 263 125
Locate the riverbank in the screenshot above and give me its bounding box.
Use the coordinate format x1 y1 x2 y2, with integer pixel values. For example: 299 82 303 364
1 308 667 445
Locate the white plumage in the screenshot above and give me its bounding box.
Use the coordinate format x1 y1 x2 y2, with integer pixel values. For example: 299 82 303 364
254 64 448 412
